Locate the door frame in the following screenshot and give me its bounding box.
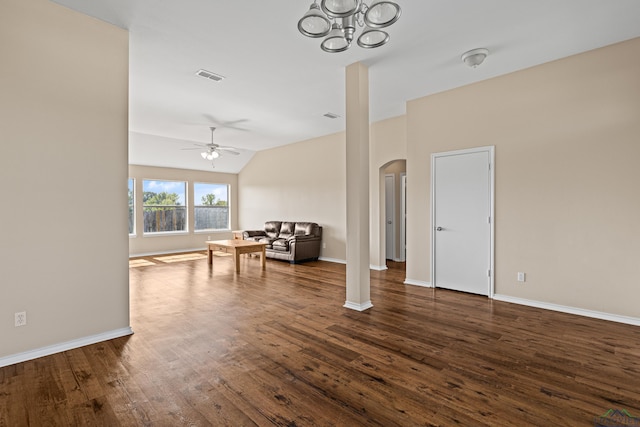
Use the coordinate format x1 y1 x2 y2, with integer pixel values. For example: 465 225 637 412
430 146 495 297
399 172 407 262
384 174 396 261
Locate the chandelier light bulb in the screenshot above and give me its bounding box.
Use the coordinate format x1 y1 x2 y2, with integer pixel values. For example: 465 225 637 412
321 23 350 53
364 0 401 28
298 2 331 38
357 26 389 48
321 0 359 18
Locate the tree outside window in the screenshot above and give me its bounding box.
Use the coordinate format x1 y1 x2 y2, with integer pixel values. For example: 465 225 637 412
194 183 229 230
128 178 135 234
142 180 187 233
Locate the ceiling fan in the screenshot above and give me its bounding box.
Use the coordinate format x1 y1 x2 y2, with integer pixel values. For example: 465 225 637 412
182 127 240 161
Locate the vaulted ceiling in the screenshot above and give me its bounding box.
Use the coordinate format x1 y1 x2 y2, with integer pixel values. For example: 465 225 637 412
51 0 640 172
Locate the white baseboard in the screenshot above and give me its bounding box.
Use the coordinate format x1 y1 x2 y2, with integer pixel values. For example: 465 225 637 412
404 278 433 288
0 327 134 368
493 294 640 327
317 259 395 272
344 300 374 311
130 248 206 258
318 256 346 264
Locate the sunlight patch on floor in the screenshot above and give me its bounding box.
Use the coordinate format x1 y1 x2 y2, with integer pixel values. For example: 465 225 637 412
153 253 208 263
129 259 156 267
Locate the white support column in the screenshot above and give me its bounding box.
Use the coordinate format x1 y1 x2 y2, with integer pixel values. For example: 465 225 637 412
344 62 372 312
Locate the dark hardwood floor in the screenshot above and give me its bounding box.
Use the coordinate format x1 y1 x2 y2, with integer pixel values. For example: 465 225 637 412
2 252 640 426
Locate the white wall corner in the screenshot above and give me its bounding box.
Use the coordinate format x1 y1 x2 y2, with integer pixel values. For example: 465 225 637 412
370 264 388 271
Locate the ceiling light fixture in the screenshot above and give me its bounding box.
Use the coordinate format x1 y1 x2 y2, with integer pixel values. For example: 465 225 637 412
298 0 401 52
200 149 220 160
461 48 489 68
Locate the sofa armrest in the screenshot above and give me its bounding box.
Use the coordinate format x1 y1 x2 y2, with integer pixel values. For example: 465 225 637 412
289 234 322 261
243 230 267 239
287 234 319 243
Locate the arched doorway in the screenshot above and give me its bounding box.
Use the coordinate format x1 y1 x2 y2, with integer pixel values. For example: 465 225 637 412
380 160 406 266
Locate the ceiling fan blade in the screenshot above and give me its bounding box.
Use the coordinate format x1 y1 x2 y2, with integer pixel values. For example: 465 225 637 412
217 148 240 155
181 142 209 148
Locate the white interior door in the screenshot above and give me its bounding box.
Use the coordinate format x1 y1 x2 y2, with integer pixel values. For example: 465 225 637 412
385 174 395 260
432 148 493 296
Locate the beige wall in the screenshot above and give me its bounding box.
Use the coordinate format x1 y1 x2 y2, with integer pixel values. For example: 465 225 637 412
238 118 406 265
128 165 238 255
238 133 347 262
238 39 639 319
0 0 130 359
406 38 640 318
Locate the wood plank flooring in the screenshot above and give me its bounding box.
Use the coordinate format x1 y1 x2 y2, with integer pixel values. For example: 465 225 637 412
2 253 640 426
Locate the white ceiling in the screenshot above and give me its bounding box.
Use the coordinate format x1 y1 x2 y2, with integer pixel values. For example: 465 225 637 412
51 0 640 173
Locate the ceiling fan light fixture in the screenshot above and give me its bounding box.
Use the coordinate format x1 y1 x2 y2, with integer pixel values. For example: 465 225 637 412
211 150 220 159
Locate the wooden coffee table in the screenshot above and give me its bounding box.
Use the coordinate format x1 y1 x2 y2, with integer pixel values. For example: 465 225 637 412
206 239 267 273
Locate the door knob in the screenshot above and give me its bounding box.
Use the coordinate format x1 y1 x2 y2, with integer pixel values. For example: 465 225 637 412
387 221 392 224
436 226 443 231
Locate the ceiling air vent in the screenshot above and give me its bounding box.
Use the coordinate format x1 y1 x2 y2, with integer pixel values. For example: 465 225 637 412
323 112 340 119
195 69 225 82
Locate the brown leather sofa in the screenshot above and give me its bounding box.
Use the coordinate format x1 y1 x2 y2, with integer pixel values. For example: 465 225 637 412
243 221 322 263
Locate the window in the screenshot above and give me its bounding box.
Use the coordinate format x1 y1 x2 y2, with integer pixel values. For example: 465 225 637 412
143 180 187 233
128 178 135 235
194 182 229 231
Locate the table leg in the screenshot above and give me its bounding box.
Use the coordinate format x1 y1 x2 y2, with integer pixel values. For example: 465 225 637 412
260 246 266 269
234 248 240 273
207 245 212 265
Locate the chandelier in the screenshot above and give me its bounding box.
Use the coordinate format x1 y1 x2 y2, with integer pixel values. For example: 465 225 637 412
298 0 401 53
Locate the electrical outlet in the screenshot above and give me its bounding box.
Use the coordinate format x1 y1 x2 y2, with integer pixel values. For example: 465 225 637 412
517 272 526 282
322 243 326 249
15 311 27 327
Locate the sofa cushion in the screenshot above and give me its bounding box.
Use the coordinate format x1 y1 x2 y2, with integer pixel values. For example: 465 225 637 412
271 238 289 251
278 222 295 239
244 230 266 239
258 237 275 249
294 222 318 236
264 221 282 239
